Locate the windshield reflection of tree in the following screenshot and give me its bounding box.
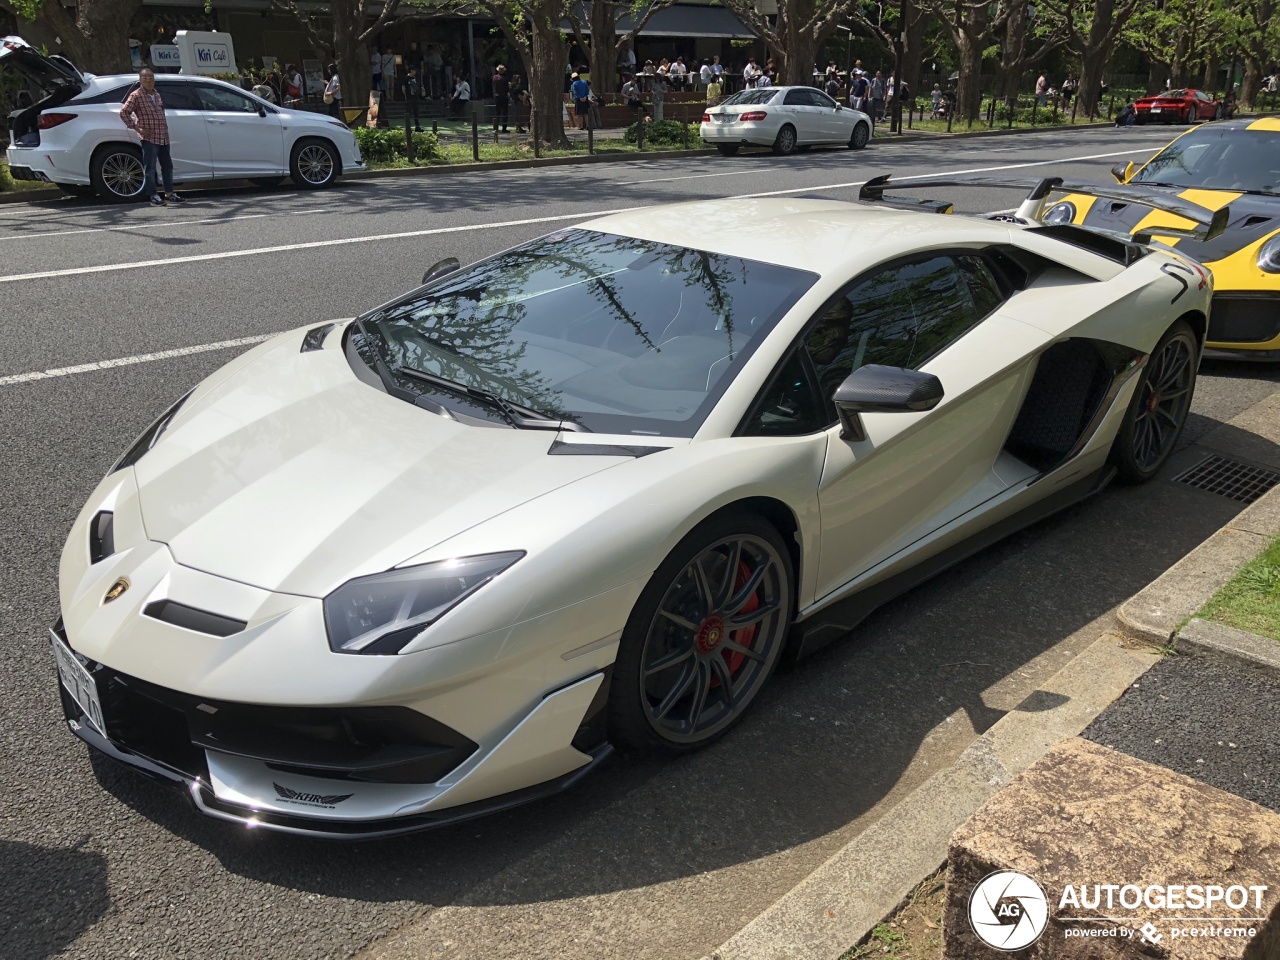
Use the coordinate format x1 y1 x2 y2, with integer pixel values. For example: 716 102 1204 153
366 231 747 419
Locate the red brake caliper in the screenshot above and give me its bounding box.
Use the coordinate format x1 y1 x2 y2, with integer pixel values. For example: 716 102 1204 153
713 560 758 684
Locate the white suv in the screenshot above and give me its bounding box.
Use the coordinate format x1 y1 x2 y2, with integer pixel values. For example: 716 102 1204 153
3 36 363 201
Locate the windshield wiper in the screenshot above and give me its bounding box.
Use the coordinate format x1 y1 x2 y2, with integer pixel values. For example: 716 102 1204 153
352 318 422 405
397 365 588 432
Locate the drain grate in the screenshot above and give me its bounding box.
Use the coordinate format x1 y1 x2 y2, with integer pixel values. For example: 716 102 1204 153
1173 455 1280 504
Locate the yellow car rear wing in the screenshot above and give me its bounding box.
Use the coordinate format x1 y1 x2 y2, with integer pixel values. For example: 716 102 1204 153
858 174 1231 243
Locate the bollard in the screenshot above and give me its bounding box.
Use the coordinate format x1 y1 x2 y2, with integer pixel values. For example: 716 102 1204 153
1031 98 1037 126
907 101 913 129
432 120 437 136
1052 97 1059 122
637 113 645 151
532 106 540 158
1070 96 1078 124
947 108 953 132
682 107 689 147
1008 98 1015 128
405 114 415 162
493 113 499 144
471 110 480 161
588 122 594 155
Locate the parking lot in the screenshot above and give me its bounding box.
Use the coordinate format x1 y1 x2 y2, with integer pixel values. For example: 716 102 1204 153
3 126 1279 960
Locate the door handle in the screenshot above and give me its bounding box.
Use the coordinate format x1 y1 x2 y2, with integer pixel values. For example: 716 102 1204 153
205 118 227 124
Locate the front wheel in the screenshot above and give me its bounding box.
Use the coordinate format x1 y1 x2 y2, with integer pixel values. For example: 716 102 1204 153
607 513 794 752
716 144 740 157
772 124 798 156
90 144 147 203
290 139 340 189
848 121 870 150
1110 319 1198 483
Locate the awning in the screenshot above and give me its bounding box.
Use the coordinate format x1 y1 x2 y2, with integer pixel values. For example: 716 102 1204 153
563 4 757 40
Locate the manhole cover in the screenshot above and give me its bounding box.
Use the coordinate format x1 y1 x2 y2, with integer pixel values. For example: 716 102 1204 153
1173 455 1280 504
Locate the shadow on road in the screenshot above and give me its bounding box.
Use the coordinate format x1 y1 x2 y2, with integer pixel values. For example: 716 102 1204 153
0 839 109 960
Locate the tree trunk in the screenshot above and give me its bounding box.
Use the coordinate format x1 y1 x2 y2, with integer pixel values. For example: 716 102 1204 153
998 5 1027 103
902 1 926 102
590 1 619 93
955 32 983 121
530 15 568 148
1241 56 1262 109
1075 0 1125 116
32 0 138 74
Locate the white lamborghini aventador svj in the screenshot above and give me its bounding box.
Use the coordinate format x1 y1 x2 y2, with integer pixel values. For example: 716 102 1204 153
52 179 1219 836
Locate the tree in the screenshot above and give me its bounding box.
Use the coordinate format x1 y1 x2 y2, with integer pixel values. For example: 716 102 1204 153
995 2 1069 103
924 0 1010 122
1122 0 1236 91
0 0 139 73
1230 0 1280 106
1038 0 1139 113
848 0 931 108
719 0 866 85
478 0 573 146
273 0 404 120
565 0 674 95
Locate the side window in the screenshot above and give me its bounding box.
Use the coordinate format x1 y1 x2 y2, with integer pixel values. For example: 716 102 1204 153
741 350 826 436
804 255 989 406
784 89 813 106
155 83 202 111
196 85 259 113
956 255 1005 320
77 84 133 105
811 90 838 109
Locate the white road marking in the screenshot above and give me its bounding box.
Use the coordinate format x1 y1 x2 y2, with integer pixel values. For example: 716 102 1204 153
0 334 273 387
0 208 637 286
0 213 272 242
620 169 762 185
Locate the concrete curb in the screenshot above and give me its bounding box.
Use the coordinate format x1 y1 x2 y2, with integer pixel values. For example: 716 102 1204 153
1177 617 1280 675
704 633 1157 960
1116 483 1280 646
0 118 1130 207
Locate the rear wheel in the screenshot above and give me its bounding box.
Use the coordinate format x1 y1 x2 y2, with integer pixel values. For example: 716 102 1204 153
848 121 870 149
90 144 146 203
772 124 797 156
1110 319 1198 483
607 513 794 752
716 144 740 157
290 139 340 189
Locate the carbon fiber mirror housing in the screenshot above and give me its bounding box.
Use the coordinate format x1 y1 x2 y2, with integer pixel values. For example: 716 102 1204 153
833 364 945 442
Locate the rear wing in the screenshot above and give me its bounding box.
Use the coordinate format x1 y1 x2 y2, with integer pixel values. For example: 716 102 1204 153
858 174 1230 243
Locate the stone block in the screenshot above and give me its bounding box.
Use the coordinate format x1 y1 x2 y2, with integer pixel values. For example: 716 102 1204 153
944 738 1280 960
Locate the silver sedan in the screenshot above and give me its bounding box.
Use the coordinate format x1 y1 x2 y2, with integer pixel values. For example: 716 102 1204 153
700 85 873 156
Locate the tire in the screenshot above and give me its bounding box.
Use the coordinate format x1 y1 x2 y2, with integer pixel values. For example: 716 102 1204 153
716 144 740 157
57 183 96 198
848 121 870 150
90 144 147 203
772 124 798 156
289 139 340 189
1109 319 1198 484
607 512 794 753
251 177 283 189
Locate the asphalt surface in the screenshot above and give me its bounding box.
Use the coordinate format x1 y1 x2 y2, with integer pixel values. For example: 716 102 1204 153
2 126 1279 960
1084 655 1280 813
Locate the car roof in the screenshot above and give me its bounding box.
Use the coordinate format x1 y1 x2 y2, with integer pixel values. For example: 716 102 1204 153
579 198 1016 274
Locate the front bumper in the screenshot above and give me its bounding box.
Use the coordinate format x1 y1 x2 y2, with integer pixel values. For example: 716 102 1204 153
53 620 613 838
1204 292 1280 358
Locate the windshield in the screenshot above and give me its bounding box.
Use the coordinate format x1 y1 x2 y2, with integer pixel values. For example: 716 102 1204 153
1132 128 1280 194
721 89 779 106
360 229 815 436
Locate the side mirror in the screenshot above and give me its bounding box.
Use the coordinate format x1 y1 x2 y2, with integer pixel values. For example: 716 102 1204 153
422 257 460 286
833 364 944 442
258 107 267 117
1110 161 1133 184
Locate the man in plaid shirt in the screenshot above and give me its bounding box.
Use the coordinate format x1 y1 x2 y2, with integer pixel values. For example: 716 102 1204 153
119 68 185 206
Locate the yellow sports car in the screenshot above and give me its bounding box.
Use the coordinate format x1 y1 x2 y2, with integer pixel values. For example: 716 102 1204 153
1044 118 1280 359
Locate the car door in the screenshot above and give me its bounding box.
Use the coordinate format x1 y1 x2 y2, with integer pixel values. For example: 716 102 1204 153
803 253 1038 599
807 87 848 141
153 81 213 181
781 88 819 142
194 83 285 176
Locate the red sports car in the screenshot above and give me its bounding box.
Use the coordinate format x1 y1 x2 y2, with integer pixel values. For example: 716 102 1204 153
1134 88 1222 124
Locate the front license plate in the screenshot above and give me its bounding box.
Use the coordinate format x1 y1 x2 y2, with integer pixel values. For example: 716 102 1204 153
51 631 105 734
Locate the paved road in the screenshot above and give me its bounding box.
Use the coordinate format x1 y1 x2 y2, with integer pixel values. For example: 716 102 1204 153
2 127 1279 960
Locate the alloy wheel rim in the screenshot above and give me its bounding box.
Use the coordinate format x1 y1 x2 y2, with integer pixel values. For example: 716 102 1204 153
103 153 144 197
1133 334 1194 470
639 534 789 744
780 128 795 151
298 145 334 184
854 125 868 147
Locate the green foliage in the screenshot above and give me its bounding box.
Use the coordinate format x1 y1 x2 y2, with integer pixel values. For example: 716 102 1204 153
623 118 696 144
1123 0 1243 82
353 126 440 163
1198 535 1280 641
994 100 1069 124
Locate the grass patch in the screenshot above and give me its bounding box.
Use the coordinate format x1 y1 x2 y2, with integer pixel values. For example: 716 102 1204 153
1197 535 1280 641
839 870 946 960
363 137 705 169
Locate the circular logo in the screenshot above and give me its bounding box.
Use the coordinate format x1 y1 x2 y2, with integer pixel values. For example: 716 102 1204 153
968 870 1049 951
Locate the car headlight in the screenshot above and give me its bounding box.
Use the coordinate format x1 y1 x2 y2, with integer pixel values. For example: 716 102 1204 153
323 552 525 654
1044 201 1076 225
1257 235 1280 273
110 389 194 475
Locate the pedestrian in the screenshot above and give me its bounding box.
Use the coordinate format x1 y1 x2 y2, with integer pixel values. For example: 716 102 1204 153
764 58 778 86
930 83 942 117
1061 75 1076 109
118 67 183 207
743 58 758 88
510 73 528 132
870 70 885 123
371 46 383 93
825 73 842 101
405 65 423 130
650 70 667 121
450 76 470 118
850 70 869 111
1114 98 1135 127
826 60 839 81
571 71 591 129
621 73 644 117
492 64 510 132
711 55 724 85
381 47 397 99
323 63 341 119
706 73 723 106
1035 72 1048 106
699 59 712 91
283 63 303 106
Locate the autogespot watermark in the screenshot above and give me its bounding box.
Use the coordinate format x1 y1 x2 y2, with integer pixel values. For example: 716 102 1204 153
967 872 1268 950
